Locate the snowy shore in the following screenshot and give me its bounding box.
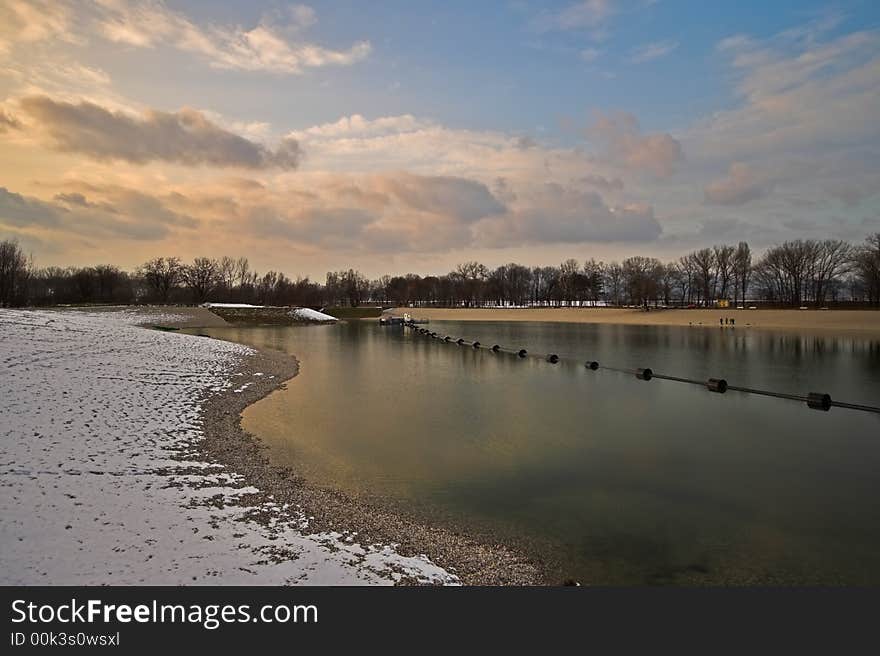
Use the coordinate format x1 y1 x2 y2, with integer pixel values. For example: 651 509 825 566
0 308 456 585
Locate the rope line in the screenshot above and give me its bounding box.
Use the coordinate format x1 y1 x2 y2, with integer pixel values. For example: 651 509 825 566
403 322 880 415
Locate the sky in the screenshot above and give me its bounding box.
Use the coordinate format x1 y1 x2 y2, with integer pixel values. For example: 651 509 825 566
1 0 879 278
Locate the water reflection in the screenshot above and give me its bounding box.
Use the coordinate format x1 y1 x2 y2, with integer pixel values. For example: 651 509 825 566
202 321 880 584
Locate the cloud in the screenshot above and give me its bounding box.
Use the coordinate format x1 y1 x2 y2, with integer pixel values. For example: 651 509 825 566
689 28 880 162
590 111 683 177
15 168 661 256
94 0 370 74
630 40 678 63
290 114 427 140
0 0 77 54
535 1 614 32
476 184 661 245
580 174 624 191
704 162 773 205
373 173 506 222
246 206 377 249
580 48 601 62
0 108 21 132
826 182 879 208
1 184 199 241
17 96 302 169
0 187 63 228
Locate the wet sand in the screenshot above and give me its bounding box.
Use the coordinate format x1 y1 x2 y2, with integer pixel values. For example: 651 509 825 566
388 307 880 335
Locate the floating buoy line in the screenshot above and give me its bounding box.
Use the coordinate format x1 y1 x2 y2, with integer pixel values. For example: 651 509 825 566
403 322 880 415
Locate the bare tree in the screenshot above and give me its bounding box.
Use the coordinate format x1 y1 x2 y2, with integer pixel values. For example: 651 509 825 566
138 257 182 303
854 233 880 304
604 262 623 306
713 244 735 300
559 258 581 305
691 248 716 306
340 269 370 307
676 255 696 304
622 256 663 307
812 240 852 305
217 256 237 290
660 263 680 305
0 239 31 307
182 257 219 303
583 259 604 306
732 242 751 306
755 240 813 305
234 257 253 287
452 261 489 307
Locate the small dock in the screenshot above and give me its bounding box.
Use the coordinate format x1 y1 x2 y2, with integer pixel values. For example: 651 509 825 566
379 313 429 325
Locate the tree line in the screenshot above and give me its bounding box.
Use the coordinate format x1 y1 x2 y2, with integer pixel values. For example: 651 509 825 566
2 234 880 309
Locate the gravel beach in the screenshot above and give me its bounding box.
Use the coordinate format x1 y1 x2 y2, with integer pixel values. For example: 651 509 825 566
193 331 545 585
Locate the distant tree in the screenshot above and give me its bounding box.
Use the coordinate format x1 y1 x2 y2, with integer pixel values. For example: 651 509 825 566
0 239 31 307
582 259 604 306
732 242 751 306
660 263 680 306
621 256 663 307
676 255 696 304
604 262 623 306
217 256 237 292
755 240 813 305
811 240 852 305
531 266 560 306
182 257 219 303
138 257 182 303
340 269 369 307
559 258 581 305
713 244 735 300
853 233 880 304
452 261 489 307
691 248 716 306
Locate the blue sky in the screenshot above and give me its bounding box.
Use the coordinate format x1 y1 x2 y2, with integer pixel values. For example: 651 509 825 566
1 1 879 276
141 0 876 132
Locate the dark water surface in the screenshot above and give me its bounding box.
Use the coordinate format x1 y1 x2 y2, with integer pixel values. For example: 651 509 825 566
201 321 880 584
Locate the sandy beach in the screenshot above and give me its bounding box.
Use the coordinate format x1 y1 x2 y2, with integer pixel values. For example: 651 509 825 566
388 307 880 335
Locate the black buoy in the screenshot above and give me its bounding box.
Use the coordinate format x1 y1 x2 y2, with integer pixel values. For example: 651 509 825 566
444 335 451 342
517 349 528 358
546 353 559 363
430 331 437 338
456 338 465 345
472 341 481 349
807 392 832 411
585 361 599 370
707 378 727 393
491 344 500 352
636 368 653 381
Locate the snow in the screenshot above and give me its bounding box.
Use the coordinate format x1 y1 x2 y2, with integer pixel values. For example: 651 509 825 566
201 303 263 308
0 309 457 585
291 308 338 322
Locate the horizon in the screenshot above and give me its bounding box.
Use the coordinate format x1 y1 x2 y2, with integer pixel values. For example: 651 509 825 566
2 1 880 279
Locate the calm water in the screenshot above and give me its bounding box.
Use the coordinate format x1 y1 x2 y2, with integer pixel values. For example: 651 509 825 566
201 321 880 584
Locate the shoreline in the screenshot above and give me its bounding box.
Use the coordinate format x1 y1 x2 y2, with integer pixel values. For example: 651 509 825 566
387 307 880 336
188 324 546 586
5 308 460 585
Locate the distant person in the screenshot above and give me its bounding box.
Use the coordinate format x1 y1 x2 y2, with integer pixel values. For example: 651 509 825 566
720 317 724 326
731 318 735 326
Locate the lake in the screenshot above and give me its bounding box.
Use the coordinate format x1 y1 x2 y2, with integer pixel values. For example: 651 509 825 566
200 320 880 584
